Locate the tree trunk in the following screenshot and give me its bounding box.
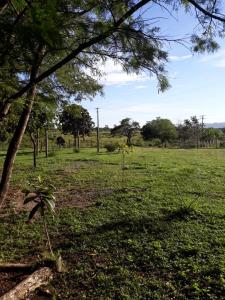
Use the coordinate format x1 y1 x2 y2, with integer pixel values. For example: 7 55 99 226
0 102 11 122
45 128 48 157
36 129 40 157
73 134 77 151
0 43 44 206
127 136 131 147
0 85 36 207
77 130 80 150
0 263 33 272
30 133 37 168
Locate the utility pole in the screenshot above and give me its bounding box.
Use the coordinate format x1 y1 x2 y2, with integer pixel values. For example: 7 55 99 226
199 115 205 148
96 108 100 153
200 115 205 130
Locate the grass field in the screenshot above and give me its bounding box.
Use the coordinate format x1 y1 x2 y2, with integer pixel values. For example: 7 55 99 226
0 147 225 299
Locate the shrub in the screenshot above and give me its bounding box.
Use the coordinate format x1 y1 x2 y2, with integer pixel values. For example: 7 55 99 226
148 138 162 147
132 136 145 147
104 142 120 152
219 141 225 148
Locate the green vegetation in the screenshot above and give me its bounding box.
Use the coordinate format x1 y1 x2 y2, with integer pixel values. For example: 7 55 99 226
59 103 94 153
1 147 225 299
111 118 140 147
142 117 178 146
1 0 224 202
23 175 56 256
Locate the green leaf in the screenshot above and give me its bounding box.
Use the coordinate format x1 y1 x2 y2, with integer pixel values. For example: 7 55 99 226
37 175 42 183
43 198 55 214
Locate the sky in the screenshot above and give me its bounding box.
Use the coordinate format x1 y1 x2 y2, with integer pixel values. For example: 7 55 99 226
82 3 225 128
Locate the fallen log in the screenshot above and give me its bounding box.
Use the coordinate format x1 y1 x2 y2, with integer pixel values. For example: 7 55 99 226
0 267 53 300
0 263 33 272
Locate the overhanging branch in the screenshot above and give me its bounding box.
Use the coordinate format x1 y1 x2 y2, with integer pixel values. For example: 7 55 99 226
1 0 152 114
188 0 225 23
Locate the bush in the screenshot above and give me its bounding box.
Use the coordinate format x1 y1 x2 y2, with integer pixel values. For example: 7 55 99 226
219 141 225 148
148 138 162 147
132 136 145 147
104 142 120 152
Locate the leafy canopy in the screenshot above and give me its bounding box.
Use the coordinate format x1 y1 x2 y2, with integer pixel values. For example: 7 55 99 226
59 104 94 137
111 118 140 146
1 0 225 120
141 117 177 143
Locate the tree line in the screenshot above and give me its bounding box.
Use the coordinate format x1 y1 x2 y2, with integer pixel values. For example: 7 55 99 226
111 116 225 149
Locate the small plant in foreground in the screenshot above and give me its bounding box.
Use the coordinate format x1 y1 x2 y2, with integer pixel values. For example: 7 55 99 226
23 176 56 256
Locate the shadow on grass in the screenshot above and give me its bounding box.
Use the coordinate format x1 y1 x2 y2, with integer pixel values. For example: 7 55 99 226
0 150 33 157
55 215 170 251
162 206 204 222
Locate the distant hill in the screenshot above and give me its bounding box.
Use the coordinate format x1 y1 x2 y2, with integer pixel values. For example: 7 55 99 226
205 123 225 129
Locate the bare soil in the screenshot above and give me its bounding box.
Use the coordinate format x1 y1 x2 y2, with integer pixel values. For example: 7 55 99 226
0 271 29 297
55 188 113 209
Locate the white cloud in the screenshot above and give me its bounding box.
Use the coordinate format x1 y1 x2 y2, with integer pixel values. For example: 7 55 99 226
169 55 192 62
134 85 148 89
199 49 225 68
98 59 150 86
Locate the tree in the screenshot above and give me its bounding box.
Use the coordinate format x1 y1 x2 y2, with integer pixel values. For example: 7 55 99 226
59 104 94 151
1 0 225 203
141 117 177 146
0 0 103 203
111 118 140 146
26 101 56 167
177 116 201 148
201 128 224 148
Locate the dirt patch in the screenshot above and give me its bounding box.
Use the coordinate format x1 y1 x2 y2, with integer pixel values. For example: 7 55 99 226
0 188 24 214
0 271 29 297
0 188 37 216
56 188 113 209
1 187 114 213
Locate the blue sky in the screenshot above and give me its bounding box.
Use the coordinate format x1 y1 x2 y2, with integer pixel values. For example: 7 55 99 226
82 3 225 128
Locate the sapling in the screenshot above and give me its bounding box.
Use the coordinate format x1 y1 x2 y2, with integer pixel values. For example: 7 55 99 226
23 176 56 256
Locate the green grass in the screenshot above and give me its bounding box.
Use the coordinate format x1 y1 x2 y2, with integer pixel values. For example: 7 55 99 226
1 147 225 299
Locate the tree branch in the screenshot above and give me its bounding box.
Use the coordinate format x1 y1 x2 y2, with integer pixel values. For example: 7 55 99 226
0 0 152 119
188 0 225 22
0 0 10 14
